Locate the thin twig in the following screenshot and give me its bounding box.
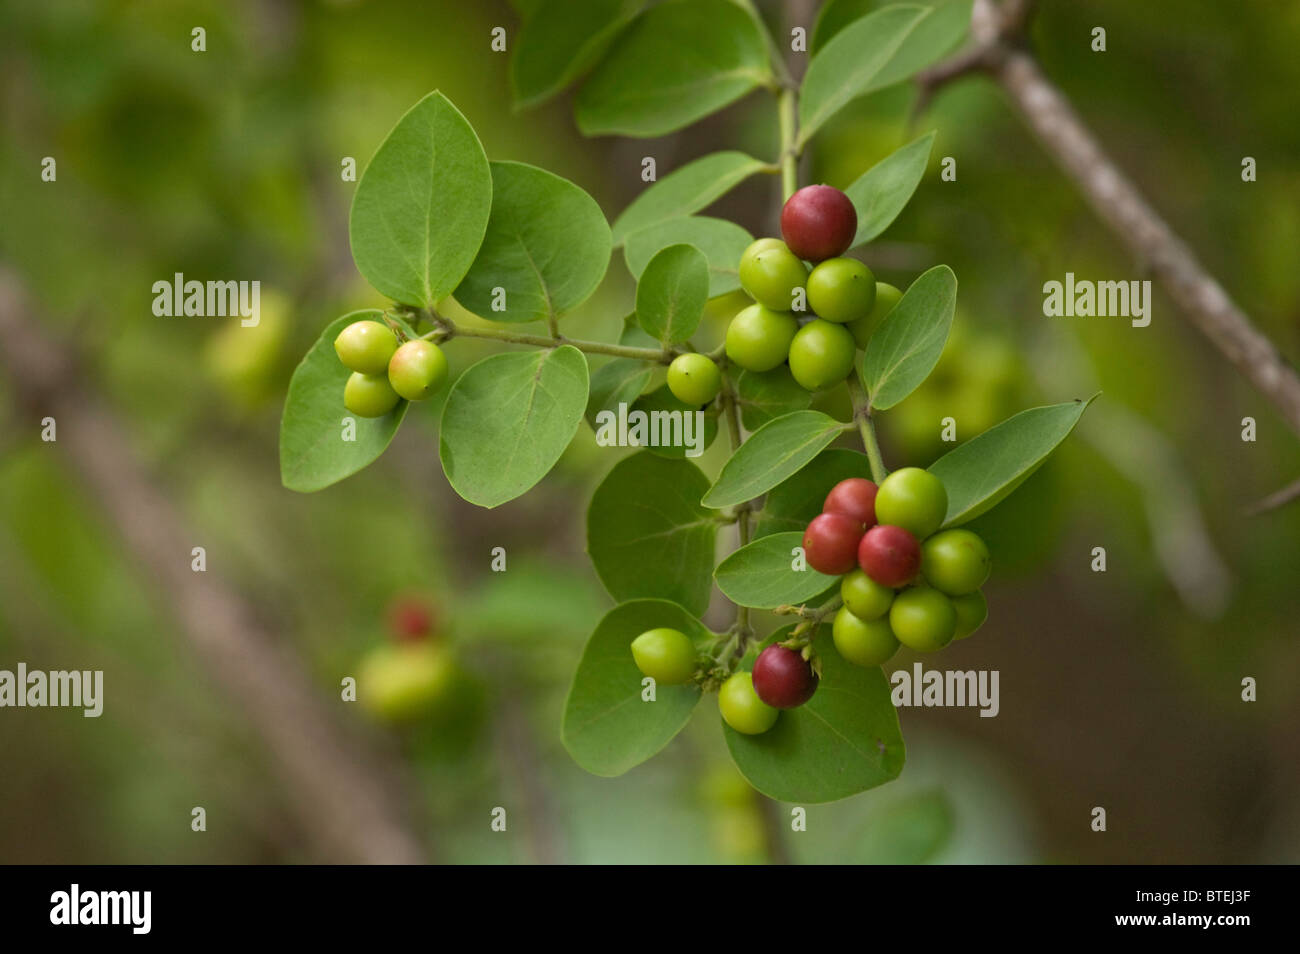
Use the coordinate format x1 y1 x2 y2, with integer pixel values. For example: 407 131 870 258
1245 477 1300 516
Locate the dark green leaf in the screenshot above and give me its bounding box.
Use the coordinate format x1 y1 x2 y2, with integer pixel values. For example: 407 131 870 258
862 264 957 410
585 357 653 428
626 385 719 460
754 448 872 538
714 532 836 609
702 411 849 509
735 366 812 431
511 0 646 108
612 151 771 245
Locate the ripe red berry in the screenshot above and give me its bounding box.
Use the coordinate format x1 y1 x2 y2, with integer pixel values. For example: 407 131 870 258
387 596 435 642
823 478 878 528
752 644 818 709
803 511 865 575
781 185 857 262
857 524 921 588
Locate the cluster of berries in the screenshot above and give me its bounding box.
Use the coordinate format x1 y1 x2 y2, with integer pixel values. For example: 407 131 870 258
333 319 448 417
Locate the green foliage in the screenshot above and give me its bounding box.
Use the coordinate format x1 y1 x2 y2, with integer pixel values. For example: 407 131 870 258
862 264 957 409
454 161 611 324
702 411 850 509
845 131 936 247
714 532 837 609
511 0 645 108
349 92 491 308
623 215 754 297
857 789 954 863
735 367 812 430
585 357 652 427
627 385 720 459
439 346 589 507
634 243 709 345
754 449 872 538
612 152 771 245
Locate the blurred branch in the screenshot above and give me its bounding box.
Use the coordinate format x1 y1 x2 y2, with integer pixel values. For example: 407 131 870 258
917 0 1300 437
0 265 428 864
1244 477 1300 516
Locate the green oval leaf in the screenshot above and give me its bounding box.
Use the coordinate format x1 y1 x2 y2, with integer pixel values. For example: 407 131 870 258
725 627 905 802
735 367 812 431
563 599 709 776
575 0 770 137
798 4 931 148
714 532 836 610
635 244 709 345
587 452 718 616
454 161 611 325
349 92 491 308
862 264 957 410
624 216 754 298
510 0 645 108
280 311 409 493
702 411 849 509
585 357 653 428
846 131 935 248
754 448 871 538
439 345 589 507
612 151 771 245
929 396 1095 526
627 386 719 460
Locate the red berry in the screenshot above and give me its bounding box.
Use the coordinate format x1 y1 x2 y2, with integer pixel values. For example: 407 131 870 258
857 524 921 588
387 596 435 642
823 478 878 528
752 645 818 709
803 512 865 575
781 185 857 262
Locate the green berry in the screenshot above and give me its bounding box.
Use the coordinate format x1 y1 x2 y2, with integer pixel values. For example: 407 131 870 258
718 672 779 735
358 641 456 723
832 605 900 667
787 318 856 391
875 467 948 540
739 238 809 311
847 282 902 349
344 371 400 418
951 590 988 640
334 320 398 374
889 585 957 653
725 304 798 372
387 339 448 401
921 528 991 596
840 568 894 620
630 628 697 685
806 258 876 323
666 353 723 406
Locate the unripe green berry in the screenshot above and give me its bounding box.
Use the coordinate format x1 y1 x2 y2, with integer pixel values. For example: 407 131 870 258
666 353 723 406
739 238 809 311
630 628 697 685
387 339 448 401
806 258 876 323
875 467 948 540
358 641 456 723
832 605 900 667
840 568 894 620
334 320 398 374
725 304 798 372
344 371 401 418
787 318 856 391
718 672 779 735
921 528 991 596
847 282 902 348
889 585 957 653
951 590 988 640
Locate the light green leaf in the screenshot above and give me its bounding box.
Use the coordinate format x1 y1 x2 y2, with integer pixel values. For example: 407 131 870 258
862 264 957 410
511 0 645 108
454 161 611 324
846 131 935 247
929 397 1095 526
754 448 872 538
624 216 753 297
702 411 850 509
585 357 653 428
635 244 709 345
349 92 491 308
612 151 771 245
587 453 717 616
868 0 972 90
280 312 409 493
735 366 812 431
576 0 770 137
725 627 905 802
439 345 589 507
714 532 836 610
563 599 709 776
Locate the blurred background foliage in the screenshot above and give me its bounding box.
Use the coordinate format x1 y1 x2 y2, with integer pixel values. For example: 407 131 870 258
0 0 1296 863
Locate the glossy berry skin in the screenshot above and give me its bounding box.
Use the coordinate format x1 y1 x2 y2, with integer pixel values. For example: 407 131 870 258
890 586 957 653
921 529 991 596
739 238 809 311
840 568 894 620
387 339 448 401
335 320 399 374
806 258 876 323
752 644 818 709
718 672 779 735
787 319 856 391
951 590 988 640
387 596 435 642
823 477 878 527
630 628 697 685
803 512 865 575
857 524 921 588
875 467 948 540
848 281 902 349
832 606 900 667
725 304 798 372
781 185 857 262
667 353 723 406
344 372 401 418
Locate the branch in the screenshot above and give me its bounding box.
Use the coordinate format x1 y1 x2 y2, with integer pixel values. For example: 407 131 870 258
1245 477 1300 516
0 266 428 864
